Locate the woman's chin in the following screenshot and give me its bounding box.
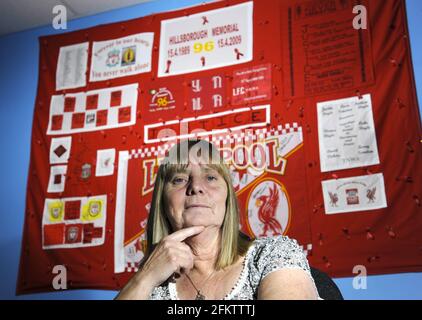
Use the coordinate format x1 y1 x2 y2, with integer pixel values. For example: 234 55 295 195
183 212 207 224
183 220 207 228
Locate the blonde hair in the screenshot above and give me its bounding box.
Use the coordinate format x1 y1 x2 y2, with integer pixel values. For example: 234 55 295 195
145 139 252 270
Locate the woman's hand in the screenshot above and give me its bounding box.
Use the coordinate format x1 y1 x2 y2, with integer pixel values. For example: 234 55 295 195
140 225 204 287
116 226 204 299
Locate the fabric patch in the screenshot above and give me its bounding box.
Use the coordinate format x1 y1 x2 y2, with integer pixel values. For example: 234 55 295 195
118 106 131 123
64 97 76 112
317 94 380 172
81 199 103 221
54 145 67 158
93 227 103 239
71 112 85 129
50 136 72 164
51 115 63 131
56 42 88 90
95 149 116 176
47 165 67 193
322 173 388 214
53 174 62 184
47 201 64 222
65 224 83 244
86 94 99 110
43 224 65 246
158 2 253 77
90 33 153 81
232 63 272 105
83 223 94 243
110 90 122 107
85 112 96 125
47 84 138 135
96 110 108 126
41 195 107 250
65 200 81 220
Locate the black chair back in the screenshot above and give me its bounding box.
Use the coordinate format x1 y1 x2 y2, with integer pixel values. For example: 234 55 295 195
310 267 344 300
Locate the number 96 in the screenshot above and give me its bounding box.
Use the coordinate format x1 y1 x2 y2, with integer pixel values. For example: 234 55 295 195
193 41 214 53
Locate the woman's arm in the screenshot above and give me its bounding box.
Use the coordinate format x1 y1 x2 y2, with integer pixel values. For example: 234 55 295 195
115 226 204 300
115 272 155 300
257 268 319 300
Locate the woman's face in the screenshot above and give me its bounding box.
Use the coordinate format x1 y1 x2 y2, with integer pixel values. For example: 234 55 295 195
163 160 228 231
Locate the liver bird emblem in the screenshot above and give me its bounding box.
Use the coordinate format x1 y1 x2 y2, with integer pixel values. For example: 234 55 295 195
255 184 283 237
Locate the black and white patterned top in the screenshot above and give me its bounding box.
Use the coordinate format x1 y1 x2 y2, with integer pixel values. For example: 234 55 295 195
149 235 319 300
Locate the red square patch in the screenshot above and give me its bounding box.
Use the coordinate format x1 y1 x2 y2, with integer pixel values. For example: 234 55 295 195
64 200 81 220
96 110 108 127
43 223 65 246
118 106 131 123
86 94 98 110
119 107 130 123
71 112 85 129
65 224 82 244
92 227 103 239
110 91 122 107
51 115 63 131
83 223 94 243
64 97 76 112
231 64 272 105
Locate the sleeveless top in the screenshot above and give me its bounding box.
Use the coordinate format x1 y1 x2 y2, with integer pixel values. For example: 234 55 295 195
149 235 319 300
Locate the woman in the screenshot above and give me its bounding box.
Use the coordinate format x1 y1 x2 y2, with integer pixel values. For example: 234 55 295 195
116 139 319 300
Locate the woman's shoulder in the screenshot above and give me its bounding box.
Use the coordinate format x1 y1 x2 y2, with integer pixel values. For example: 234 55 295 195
247 235 310 276
251 234 302 253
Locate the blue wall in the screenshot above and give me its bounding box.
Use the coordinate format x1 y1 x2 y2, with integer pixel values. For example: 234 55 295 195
0 0 420 300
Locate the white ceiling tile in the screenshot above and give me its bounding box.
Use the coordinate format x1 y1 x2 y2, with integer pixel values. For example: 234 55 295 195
0 0 150 36
64 0 151 16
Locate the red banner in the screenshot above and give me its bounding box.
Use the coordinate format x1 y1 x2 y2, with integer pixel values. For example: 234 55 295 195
17 0 422 294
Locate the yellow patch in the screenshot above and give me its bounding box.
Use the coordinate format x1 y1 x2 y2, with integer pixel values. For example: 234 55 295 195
81 199 103 221
48 201 64 222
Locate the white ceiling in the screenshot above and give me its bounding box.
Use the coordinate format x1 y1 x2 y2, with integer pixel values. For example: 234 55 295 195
0 0 152 36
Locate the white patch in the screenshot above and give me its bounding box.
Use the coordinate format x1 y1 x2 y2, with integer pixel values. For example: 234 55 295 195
158 2 253 77
47 83 138 135
47 165 67 193
317 94 380 172
96 149 116 176
90 33 154 81
247 180 290 238
50 136 72 164
56 42 88 90
322 173 387 214
42 195 107 250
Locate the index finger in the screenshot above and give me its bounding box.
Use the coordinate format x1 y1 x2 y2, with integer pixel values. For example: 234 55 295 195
167 226 205 242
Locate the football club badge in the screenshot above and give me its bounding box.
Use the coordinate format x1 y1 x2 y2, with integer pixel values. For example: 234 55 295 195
346 189 359 205
66 226 80 243
106 49 120 67
81 163 91 180
121 46 136 66
149 88 175 111
48 201 64 222
88 200 102 218
246 179 291 238
85 113 96 124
